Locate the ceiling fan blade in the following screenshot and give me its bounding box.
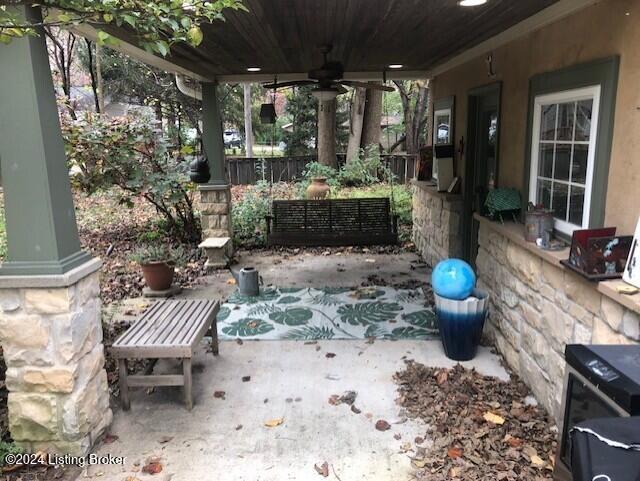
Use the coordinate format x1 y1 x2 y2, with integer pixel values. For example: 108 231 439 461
262 80 316 90
340 80 395 92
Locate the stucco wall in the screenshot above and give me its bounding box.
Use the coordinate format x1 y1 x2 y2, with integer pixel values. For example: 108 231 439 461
431 0 640 234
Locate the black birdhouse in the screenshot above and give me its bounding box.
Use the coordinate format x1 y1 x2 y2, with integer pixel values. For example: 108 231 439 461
259 103 277 124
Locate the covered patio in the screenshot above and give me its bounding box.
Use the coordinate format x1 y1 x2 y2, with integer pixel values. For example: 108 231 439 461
0 0 630 480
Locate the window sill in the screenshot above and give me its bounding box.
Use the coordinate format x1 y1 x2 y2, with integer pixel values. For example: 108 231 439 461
474 213 640 315
411 180 463 202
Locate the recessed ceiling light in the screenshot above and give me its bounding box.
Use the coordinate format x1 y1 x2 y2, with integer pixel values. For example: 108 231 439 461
459 0 488 6
247 67 262 72
388 64 404 69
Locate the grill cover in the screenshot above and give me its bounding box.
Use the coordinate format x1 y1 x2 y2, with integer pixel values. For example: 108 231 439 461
570 417 640 481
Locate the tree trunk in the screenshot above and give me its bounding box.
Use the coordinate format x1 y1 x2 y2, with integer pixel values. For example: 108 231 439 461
346 87 366 162
317 99 337 168
243 83 253 158
361 82 383 149
84 39 101 113
96 43 105 113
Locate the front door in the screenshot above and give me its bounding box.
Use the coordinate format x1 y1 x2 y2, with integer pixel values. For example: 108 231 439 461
462 83 501 266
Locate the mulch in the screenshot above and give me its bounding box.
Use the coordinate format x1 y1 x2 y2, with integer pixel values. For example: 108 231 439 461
394 362 557 481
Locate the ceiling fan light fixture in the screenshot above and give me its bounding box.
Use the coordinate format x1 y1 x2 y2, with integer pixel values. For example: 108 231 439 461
459 0 488 6
311 87 339 102
247 67 262 72
388 64 404 69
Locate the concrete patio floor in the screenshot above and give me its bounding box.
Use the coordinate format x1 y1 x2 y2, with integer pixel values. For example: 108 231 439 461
83 339 508 481
89 250 509 480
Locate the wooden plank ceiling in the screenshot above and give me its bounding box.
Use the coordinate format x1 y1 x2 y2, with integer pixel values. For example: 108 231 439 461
110 0 560 80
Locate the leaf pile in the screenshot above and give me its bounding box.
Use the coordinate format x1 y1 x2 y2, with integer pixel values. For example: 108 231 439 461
394 362 557 481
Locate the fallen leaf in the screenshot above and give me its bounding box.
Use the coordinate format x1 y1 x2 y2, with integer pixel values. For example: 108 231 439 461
264 418 284 428
375 419 391 431
242 376 251 382
328 395 340 405
325 352 336 358
483 411 506 425
213 390 226 399
141 462 163 474
235 424 243 430
350 404 362 414
447 446 463 459
314 461 329 477
531 455 546 467
226 278 236 285
504 434 523 448
158 435 173 444
436 370 449 386
394 433 402 440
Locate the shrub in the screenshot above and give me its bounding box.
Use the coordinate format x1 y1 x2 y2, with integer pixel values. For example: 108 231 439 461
0 441 22 468
231 182 271 248
61 113 201 244
129 244 187 265
338 145 394 188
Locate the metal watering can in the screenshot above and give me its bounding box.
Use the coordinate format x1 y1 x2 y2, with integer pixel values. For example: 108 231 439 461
230 266 261 297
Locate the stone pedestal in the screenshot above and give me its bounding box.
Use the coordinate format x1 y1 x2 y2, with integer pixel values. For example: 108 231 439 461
0 260 112 455
199 184 233 270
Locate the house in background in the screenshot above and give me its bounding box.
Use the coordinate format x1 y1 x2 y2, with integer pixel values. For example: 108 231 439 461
412 0 640 422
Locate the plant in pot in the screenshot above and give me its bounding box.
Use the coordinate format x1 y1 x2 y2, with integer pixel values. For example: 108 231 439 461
130 245 186 291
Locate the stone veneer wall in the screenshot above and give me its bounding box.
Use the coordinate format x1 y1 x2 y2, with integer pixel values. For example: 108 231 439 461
412 182 464 267
476 221 640 421
0 271 112 455
199 184 233 239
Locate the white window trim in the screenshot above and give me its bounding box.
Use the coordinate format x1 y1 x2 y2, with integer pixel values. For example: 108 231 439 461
528 85 601 235
432 107 452 180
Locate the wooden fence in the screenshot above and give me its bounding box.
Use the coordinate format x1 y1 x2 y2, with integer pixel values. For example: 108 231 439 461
226 154 418 185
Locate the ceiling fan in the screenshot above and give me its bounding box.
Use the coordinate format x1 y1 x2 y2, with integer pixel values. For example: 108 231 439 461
262 45 394 100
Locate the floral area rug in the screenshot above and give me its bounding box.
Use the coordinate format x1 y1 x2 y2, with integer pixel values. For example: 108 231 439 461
216 286 439 341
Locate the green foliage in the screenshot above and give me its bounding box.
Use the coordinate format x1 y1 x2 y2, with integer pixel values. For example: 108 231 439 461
231 181 271 248
0 207 6 260
0 441 22 467
283 86 317 155
61 113 201 243
0 0 246 56
338 145 394 188
129 244 187 265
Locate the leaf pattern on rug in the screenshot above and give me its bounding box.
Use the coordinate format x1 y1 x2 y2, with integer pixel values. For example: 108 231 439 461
282 326 335 340
217 286 438 340
221 318 275 337
216 306 231 322
228 289 279 305
337 301 403 326
269 307 313 326
402 310 438 330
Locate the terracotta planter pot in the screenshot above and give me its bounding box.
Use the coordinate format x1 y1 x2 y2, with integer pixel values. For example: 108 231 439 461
306 177 331 199
141 262 175 291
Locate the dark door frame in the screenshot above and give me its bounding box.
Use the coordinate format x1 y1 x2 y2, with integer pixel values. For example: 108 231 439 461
462 81 502 265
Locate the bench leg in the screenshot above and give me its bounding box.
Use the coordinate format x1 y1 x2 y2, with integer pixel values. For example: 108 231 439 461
211 319 219 356
183 358 193 411
118 359 130 411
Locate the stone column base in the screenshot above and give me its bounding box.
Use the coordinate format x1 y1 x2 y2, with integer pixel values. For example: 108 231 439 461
0 259 112 455
198 184 234 268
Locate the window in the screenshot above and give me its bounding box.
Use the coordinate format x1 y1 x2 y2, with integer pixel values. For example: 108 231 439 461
529 86 601 235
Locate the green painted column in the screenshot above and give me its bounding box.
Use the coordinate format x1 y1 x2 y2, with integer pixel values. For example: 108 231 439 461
201 83 227 185
0 6 92 275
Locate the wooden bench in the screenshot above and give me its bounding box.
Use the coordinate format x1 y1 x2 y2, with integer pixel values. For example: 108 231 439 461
111 299 220 411
266 198 398 246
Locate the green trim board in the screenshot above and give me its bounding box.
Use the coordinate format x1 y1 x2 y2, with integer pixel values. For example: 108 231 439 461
0 6 92 276
522 56 620 234
216 286 439 341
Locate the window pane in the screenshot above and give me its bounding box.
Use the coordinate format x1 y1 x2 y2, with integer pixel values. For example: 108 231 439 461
552 182 568 221
539 143 554 178
537 179 552 210
557 102 576 141
575 99 593 142
540 104 557 140
569 186 585 226
555 144 572 181
572 144 588 184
